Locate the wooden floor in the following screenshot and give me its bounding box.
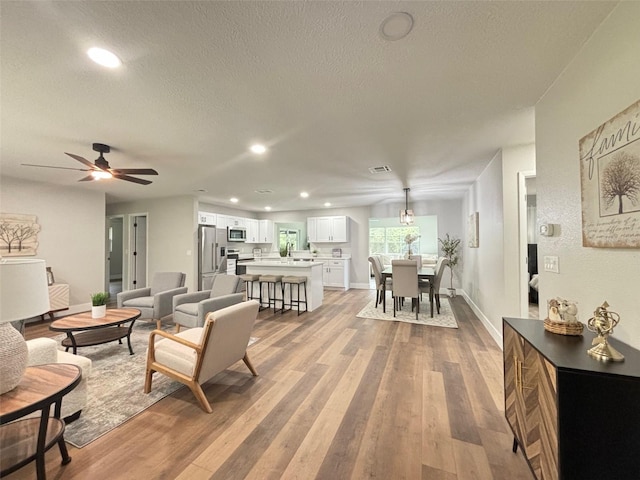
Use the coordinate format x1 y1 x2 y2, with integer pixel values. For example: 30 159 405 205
11 289 532 480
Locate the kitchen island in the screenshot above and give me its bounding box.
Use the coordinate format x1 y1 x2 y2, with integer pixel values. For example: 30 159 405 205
244 260 324 311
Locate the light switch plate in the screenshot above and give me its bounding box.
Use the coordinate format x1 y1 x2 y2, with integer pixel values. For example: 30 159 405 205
544 255 559 273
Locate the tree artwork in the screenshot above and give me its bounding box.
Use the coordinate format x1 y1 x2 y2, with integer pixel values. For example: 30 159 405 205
0 214 40 256
579 99 640 248
600 152 640 214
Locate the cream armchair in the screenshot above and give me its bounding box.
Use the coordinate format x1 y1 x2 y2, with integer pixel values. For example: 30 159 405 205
26 337 92 422
117 272 187 329
172 274 244 331
144 300 260 413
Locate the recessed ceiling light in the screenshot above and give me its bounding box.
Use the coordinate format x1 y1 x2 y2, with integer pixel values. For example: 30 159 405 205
264 206 272 211
379 12 414 41
230 197 239 203
250 144 267 155
87 47 122 68
324 202 331 207
300 192 309 198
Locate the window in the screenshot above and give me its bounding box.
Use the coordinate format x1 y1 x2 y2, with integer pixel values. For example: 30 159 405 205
369 225 420 255
279 229 299 256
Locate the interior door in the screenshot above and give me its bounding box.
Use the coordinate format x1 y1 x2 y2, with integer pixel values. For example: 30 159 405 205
130 214 148 289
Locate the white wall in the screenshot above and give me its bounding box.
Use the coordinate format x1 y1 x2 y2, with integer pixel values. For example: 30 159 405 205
536 1 640 349
0 176 105 313
463 152 506 341
107 196 198 291
502 144 536 317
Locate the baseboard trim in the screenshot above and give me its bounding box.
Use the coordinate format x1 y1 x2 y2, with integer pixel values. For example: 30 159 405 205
459 290 503 349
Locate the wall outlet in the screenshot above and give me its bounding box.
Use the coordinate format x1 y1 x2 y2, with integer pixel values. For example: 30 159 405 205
544 255 559 273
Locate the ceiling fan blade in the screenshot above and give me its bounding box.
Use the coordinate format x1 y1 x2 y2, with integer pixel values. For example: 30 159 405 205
78 175 96 182
22 163 91 172
65 152 98 169
113 174 152 185
110 168 158 175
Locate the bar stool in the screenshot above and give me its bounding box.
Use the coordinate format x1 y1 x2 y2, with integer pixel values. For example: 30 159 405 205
282 275 308 315
259 274 283 313
239 274 261 302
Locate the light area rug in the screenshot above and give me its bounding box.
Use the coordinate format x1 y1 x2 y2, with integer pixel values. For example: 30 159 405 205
56 322 258 448
356 296 458 328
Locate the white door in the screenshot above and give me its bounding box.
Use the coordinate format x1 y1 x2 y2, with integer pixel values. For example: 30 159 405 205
130 214 148 290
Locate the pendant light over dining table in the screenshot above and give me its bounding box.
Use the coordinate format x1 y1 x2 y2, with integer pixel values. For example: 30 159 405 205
400 187 414 225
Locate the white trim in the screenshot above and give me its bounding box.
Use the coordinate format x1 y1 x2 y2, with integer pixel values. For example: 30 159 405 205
459 289 503 349
349 282 371 289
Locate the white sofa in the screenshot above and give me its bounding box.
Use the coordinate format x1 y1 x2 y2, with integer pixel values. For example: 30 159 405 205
26 337 92 422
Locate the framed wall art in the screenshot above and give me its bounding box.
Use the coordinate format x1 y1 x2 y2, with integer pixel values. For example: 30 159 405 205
579 100 640 248
0 213 41 256
468 212 479 248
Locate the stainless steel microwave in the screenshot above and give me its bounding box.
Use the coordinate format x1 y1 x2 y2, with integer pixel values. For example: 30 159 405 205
227 227 246 242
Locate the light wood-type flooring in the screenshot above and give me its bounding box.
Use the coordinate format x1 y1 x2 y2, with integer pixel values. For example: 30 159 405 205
12 289 532 480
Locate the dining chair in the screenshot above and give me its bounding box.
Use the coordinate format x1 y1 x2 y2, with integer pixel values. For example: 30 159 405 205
408 254 422 269
368 256 391 308
431 258 449 314
391 260 429 319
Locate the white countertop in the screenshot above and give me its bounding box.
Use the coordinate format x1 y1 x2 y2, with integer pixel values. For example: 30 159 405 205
243 260 324 268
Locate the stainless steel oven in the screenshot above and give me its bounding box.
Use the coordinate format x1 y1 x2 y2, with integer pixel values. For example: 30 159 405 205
227 227 246 242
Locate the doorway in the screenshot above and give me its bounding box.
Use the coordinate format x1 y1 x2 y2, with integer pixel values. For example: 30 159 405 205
106 216 125 302
518 173 538 319
129 214 148 290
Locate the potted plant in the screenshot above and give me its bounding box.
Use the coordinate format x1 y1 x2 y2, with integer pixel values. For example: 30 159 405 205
312 249 318 257
91 292 108 318
438 233 461 297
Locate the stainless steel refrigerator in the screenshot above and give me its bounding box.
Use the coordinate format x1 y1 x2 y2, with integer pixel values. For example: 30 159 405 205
198 225 228 290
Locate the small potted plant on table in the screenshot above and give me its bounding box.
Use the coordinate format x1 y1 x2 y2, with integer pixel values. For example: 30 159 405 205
438 233 461 297
91 292 108 318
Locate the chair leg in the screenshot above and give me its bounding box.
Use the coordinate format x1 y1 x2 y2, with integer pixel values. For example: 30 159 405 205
416 297 419 320
436 293 441 314
189 381 213 414
156 319 162 330
175 324 181 333
243 353 258 376
144 368 154 393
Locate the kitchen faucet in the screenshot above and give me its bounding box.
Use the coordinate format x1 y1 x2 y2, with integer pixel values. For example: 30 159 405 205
286 242 292 257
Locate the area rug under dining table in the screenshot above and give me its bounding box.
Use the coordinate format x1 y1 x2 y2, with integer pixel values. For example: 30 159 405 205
356 295 458 328
56 322 258 448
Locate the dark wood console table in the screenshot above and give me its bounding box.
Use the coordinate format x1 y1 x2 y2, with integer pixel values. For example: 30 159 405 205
0 364 81 479
503 317 640 480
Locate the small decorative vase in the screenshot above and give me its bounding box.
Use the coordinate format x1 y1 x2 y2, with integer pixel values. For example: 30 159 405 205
92 305 106 318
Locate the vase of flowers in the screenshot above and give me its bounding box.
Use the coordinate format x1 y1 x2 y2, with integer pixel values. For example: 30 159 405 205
404 233 421 256
91 292 108 318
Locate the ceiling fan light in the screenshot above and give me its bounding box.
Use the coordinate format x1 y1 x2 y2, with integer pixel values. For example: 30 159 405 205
91 170 113 180
87 47 122 68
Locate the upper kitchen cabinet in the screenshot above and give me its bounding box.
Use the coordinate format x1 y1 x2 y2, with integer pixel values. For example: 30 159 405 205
217 214 246 229
245 218 259 243
259 219 274 244
309 216 349 243
198 211 216 226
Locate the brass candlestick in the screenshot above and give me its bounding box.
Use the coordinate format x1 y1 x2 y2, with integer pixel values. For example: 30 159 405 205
586 301 624 362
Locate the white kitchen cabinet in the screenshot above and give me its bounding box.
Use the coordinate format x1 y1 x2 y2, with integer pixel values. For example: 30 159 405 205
198 211 216 226
245 219 259 243
322 259 350 290
309 216 349 243
217 214 245 229
259 219 274 244
307 217 317 243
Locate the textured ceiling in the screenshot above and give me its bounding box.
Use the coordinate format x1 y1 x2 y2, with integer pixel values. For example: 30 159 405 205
0 1 615 211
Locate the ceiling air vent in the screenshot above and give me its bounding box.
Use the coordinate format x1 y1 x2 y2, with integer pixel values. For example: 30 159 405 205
255 189 273 194
368 165 392 174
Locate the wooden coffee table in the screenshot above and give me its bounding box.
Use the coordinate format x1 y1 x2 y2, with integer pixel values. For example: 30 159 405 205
50 308 141 355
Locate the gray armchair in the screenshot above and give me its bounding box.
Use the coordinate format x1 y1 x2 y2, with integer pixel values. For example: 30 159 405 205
117 272 187 329
173 274 244 331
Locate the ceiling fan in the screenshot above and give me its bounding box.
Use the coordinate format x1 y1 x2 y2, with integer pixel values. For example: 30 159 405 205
22 143 158 185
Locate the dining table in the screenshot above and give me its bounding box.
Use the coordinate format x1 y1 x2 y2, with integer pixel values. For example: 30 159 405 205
381 266 436 317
